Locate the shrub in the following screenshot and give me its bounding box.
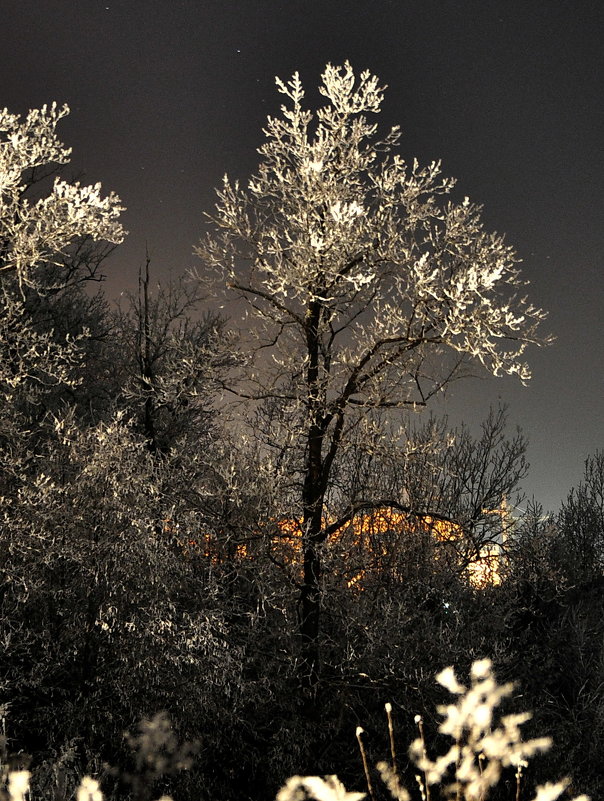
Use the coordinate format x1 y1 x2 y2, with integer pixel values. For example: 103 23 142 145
1 661 588 801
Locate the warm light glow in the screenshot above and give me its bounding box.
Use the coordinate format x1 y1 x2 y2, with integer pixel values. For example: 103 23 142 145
171 507 504 589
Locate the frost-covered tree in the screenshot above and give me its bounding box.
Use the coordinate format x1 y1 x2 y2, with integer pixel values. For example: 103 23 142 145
0 102 123 403
199 62 549 688
0 102 123 283
0 409 243 787
0 102 124 490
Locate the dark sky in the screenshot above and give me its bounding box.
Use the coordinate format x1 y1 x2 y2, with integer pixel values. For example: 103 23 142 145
2 0 603 512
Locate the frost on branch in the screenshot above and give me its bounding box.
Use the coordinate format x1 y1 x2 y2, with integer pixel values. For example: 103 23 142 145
409 660 588 801
0 102 125 286
0 102 125 397
197 61 549 409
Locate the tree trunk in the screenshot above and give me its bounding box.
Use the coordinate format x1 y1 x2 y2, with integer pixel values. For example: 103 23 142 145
299 415 326 690
299 298 328 692
299 538 321 689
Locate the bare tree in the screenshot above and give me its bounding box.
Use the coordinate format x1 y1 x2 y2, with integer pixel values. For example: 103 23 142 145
555 452 604 584
329 406 529 575
112 256 234 454
196 63 549 689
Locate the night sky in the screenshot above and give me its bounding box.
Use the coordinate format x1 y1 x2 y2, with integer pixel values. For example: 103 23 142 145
2 0 603 512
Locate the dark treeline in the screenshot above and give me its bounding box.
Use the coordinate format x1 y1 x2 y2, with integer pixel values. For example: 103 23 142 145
1 75 602 801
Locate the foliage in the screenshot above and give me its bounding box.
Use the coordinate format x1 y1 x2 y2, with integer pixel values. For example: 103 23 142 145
555 452 604 583
496 457 604 800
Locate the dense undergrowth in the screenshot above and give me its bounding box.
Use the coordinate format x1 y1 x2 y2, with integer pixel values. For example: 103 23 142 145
1 661 590 801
